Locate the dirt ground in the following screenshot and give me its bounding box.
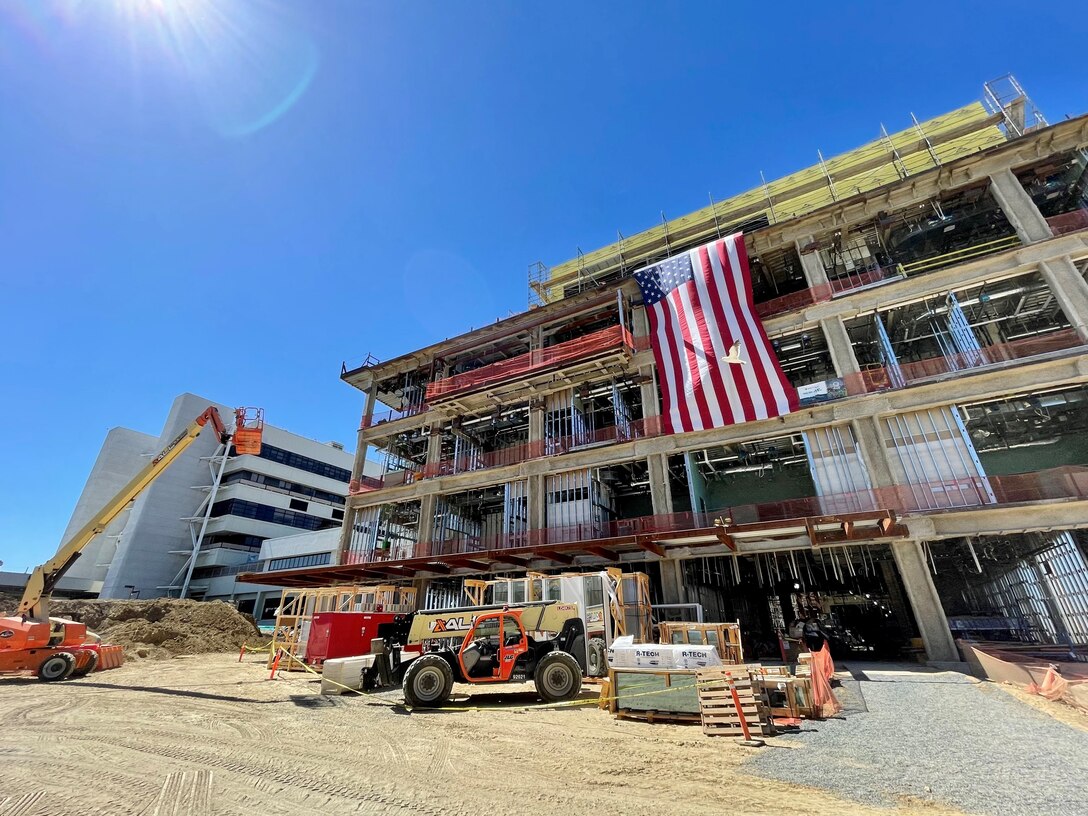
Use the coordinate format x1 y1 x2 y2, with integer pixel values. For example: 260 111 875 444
0 595 262 659
984 680 1088 732
0 654 969 816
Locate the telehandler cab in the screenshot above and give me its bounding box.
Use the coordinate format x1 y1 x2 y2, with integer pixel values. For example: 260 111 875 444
388 600 586 707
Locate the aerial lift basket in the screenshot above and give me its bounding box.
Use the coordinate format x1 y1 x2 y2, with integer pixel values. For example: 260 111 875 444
233 407 265 455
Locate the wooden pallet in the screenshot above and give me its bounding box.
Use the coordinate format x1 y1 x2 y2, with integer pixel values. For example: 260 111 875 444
696 669 773 737
615 709 703 724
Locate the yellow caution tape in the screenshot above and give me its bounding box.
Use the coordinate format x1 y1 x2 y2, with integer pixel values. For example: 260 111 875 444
266 647 753 713
240 641 274 654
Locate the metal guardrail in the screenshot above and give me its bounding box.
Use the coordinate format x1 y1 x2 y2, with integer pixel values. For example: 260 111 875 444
342 466 1088 563
896 234 1021 277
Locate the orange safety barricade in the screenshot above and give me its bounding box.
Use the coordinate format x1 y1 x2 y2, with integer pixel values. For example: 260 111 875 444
95 645 125 671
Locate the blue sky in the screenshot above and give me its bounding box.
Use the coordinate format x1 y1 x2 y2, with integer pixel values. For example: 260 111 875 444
1 0 1085 570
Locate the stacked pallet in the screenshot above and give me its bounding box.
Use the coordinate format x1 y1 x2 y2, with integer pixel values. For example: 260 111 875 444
695 669 773 737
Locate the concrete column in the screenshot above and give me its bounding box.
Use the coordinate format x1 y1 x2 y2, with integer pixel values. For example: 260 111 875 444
528 473 546 530
890 540 958 663
352 388 379 481
631 304 650 338
658 558 686 604
820 316 860 377
425 424 443 470
796 236 829 287
850 415 897 489
988 168 1053 244
412 577 431 609
417 494 437 551
528 403 545 445
648 453 673 515
336 502 356 563
878 558 915 641
639 366 660 421
1040 256 1088 342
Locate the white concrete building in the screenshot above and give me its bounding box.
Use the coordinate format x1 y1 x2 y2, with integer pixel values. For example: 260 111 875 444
197 528 342 622
58 392 378 604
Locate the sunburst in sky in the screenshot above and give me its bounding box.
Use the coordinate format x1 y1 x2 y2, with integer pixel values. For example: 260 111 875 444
1 0 318 137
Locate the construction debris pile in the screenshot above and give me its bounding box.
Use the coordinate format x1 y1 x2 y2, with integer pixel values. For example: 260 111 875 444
1 596 261 659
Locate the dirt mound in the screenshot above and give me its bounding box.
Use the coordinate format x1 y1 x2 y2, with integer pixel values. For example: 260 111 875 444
2 596 262 659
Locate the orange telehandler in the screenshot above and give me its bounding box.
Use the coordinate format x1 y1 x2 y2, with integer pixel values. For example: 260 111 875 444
0 406 263 681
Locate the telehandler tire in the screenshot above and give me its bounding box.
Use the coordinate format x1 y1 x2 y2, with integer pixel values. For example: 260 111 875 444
37 652 76 682
586 637 608 677
402 655 454 707
70 650 99 678
534 651 582 703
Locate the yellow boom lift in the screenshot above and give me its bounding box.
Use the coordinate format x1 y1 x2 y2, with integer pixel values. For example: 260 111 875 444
0 406 263 681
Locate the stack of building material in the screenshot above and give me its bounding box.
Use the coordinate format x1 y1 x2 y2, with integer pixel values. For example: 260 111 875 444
319 655 375 695
695 668 773 737
608 636 723 670
658 622 744 664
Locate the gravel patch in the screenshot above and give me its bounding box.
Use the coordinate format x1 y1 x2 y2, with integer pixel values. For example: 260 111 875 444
746 665 1088 815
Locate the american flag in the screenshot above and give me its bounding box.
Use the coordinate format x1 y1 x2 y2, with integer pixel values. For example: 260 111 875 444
633 233 798 433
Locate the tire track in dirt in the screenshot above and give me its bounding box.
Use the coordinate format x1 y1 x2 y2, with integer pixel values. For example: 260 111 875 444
427 738 453 776
372 730 409 764
3 748 163 806
144 770 212 816
0 792 45 816
4 695 88 727
67 732 460 816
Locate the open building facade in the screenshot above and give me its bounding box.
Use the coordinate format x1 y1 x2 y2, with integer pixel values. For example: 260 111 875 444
249 78 1088 664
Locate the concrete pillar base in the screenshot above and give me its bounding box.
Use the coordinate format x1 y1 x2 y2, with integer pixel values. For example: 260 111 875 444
891 540 958 663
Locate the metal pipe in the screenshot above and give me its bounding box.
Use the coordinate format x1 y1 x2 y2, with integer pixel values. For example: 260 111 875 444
180 440 232 599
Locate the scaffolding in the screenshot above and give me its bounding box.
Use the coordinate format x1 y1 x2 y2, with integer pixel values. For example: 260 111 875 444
267 584 418 668
530 100 1011 306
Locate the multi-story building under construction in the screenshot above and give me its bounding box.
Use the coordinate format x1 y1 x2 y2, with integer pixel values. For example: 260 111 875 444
246 77 1088 665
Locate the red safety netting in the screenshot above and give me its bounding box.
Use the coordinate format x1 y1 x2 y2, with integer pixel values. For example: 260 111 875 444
755 286 831 320
361 402 428 430
842 329 1083 395
1026 665 1070 702
808 643 842 718
1047 209 1088 237
421 416 669 479
828 265 901 295
344 466 1088 563
426 325 633 402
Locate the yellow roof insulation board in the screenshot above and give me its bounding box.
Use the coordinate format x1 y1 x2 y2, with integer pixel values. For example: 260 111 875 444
537 102 1006 303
